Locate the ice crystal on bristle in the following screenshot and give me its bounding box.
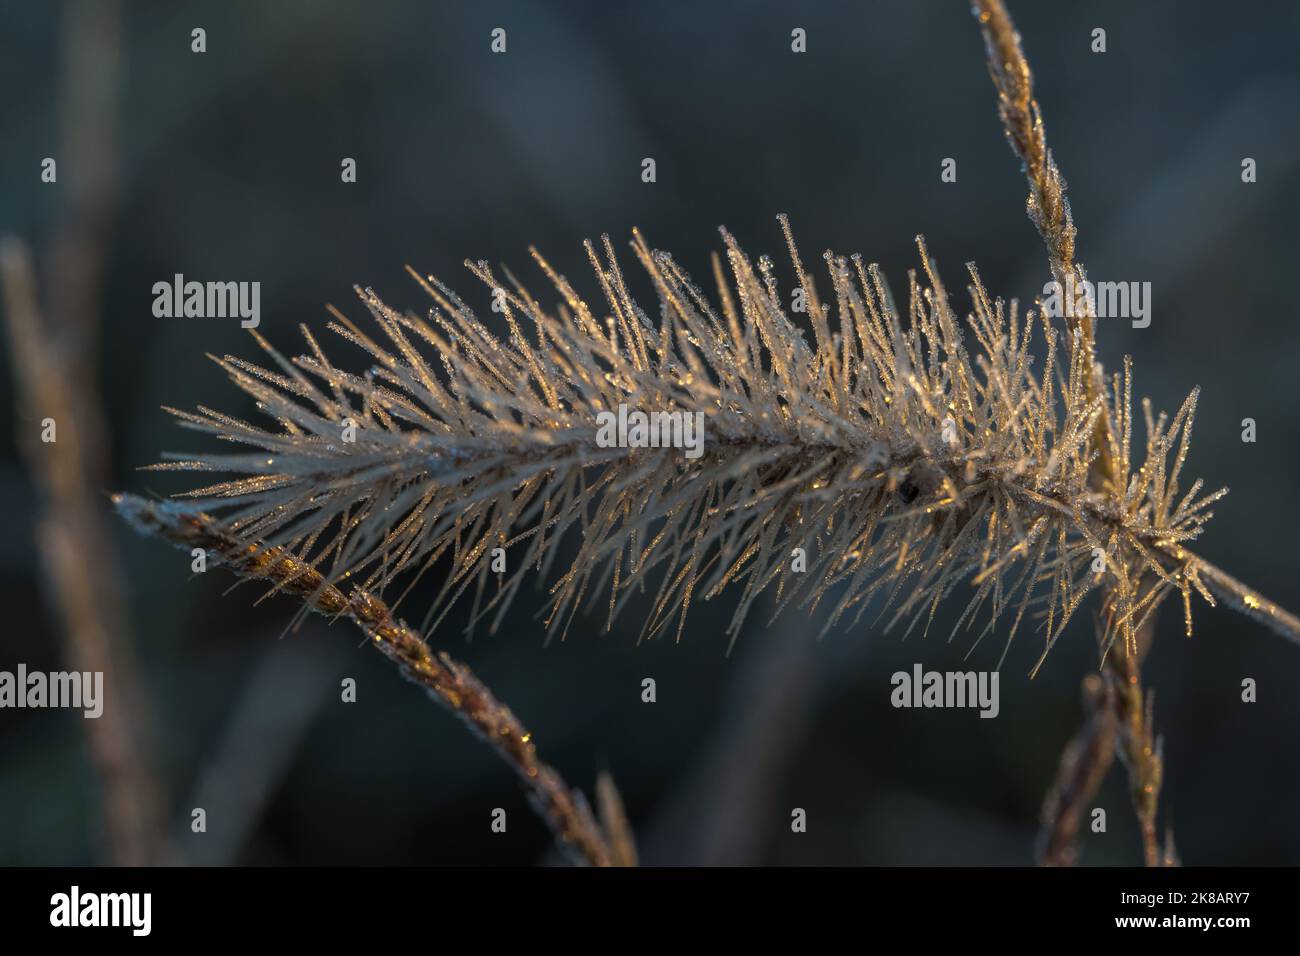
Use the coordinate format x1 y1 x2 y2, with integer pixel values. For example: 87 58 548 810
145 220 1224 669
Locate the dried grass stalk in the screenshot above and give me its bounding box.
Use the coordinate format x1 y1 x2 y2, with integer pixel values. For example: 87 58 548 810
113 493 629 866
975 0 1226 867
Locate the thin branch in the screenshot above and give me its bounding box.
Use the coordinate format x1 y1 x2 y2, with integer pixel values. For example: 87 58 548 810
972 0 1115 491
1187 552 1300 647
976 0 1181 867
1107 641 1168 868
972 0 1078 287
975 0 1300 650
113 493 631 867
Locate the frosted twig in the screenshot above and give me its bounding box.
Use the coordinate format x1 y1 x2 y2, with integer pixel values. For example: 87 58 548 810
972 0 1114 489
973 0 1080 328
976 0 1195 868
113 493 630 867
1187 553 1300 647
1107 638 1168 868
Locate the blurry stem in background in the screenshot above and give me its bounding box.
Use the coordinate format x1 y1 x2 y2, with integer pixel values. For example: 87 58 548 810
181 636 346 866
113 494 637 867
1 240 169 865
1036 668 1118 866
50 0 122 384
640 617 818 865
1037 615 1174 866
0 0 171 865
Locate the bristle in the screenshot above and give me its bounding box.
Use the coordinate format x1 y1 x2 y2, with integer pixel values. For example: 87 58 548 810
133 222 1229 665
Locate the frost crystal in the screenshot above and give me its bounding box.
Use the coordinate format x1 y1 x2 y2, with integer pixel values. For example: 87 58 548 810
147 221 1223 668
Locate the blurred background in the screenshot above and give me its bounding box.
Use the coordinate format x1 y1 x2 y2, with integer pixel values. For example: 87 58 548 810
2 0 1299 866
